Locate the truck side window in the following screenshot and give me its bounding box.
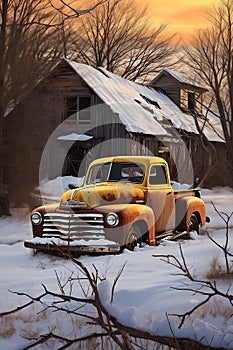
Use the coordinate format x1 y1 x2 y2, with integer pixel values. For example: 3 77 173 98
149 165 167 185
86 163 111 184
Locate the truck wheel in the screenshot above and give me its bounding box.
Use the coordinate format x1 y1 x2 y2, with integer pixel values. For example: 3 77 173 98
188 214 199 235
125 225 141 251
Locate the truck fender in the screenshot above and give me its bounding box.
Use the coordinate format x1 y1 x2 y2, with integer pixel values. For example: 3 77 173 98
100 204 156 246
175 196 206 231
121 204 156 246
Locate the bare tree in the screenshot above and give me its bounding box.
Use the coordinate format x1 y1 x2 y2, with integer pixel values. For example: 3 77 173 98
184 0 233 186
67 0 179 82
0 0 8 214
0 0 66 215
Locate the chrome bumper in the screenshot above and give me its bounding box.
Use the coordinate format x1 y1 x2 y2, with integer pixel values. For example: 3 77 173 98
24 239 121 254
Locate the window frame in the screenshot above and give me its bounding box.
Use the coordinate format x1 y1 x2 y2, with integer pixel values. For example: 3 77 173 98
188 91 196 112
78 95 92 125
65 94 93 124
148 164 168 186
86 161 146 185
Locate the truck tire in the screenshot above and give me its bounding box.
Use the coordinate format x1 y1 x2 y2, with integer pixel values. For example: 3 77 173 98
188 214 200 235
125 224 141 251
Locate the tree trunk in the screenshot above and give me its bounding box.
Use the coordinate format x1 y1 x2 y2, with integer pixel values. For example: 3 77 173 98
0 0 10 216
0 108 10 216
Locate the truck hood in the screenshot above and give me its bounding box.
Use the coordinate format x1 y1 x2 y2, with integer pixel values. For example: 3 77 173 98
60 183 145 209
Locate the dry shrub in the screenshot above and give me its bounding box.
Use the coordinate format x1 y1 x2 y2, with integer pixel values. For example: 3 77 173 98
0 306 50 340
11 207 31 223
194 299 233 325
0 314 16 338
206 256 233 280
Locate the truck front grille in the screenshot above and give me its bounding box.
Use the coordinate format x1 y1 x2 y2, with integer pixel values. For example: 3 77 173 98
42 213 105 241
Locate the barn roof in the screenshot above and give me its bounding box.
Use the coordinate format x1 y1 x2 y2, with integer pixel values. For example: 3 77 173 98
65 59 224 143
67 60 167 137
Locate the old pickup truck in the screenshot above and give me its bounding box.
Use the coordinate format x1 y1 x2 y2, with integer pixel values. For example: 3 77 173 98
24 156 208 254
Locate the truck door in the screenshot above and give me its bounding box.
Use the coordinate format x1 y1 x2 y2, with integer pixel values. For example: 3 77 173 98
147 164 175 233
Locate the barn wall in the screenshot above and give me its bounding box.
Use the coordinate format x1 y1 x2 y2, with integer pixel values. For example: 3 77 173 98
5 61 94 204
180 132 228 188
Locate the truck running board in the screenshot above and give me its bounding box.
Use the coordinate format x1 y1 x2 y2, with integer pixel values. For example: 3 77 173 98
168 231 189 241
155 231 174 240
156 230 189 242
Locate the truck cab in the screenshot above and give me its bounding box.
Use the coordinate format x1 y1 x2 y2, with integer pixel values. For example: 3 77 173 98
24 156 208 254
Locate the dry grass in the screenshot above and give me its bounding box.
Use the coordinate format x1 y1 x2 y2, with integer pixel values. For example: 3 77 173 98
0 314 16 338
10 207 31 223
0 306 49 340
206 256 233 280
191 298 233 327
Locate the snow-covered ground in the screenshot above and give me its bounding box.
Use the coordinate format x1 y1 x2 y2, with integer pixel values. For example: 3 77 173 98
0 186 233 349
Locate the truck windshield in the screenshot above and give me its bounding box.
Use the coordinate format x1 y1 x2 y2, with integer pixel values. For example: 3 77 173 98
86 162 145 185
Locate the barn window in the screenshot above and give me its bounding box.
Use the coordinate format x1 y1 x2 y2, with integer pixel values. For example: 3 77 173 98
78 96 91 124
65 96 92 124
66 96 77 118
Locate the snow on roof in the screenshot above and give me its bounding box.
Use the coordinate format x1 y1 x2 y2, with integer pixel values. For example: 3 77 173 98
67 60 167 137
201 109 225 142
66 59 223 142
160 68 207 90
57 133 93 141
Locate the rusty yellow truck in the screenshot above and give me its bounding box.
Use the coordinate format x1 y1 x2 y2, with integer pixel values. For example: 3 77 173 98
24 156 208 254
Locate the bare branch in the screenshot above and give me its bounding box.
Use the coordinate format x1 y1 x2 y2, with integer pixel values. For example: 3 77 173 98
49 0 108 21
171 294 213 329
0 299 34 317
22 330 110 350
111 261 127 303
58 0 108 16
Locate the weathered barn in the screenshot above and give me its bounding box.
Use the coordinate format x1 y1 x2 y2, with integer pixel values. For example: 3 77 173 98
4 59 225 205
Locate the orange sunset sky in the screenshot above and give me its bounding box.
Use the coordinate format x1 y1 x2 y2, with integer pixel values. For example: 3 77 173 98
136 0 222 42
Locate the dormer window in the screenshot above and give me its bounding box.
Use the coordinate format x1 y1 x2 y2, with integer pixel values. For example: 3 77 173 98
188 92 196 113
180 89 197 113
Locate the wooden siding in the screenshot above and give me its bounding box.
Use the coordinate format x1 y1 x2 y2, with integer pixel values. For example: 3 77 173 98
180 89 202 114
151 73 180 107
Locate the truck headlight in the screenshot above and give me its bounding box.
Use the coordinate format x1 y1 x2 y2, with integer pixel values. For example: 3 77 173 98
31 212 42 225
106 213 119 227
